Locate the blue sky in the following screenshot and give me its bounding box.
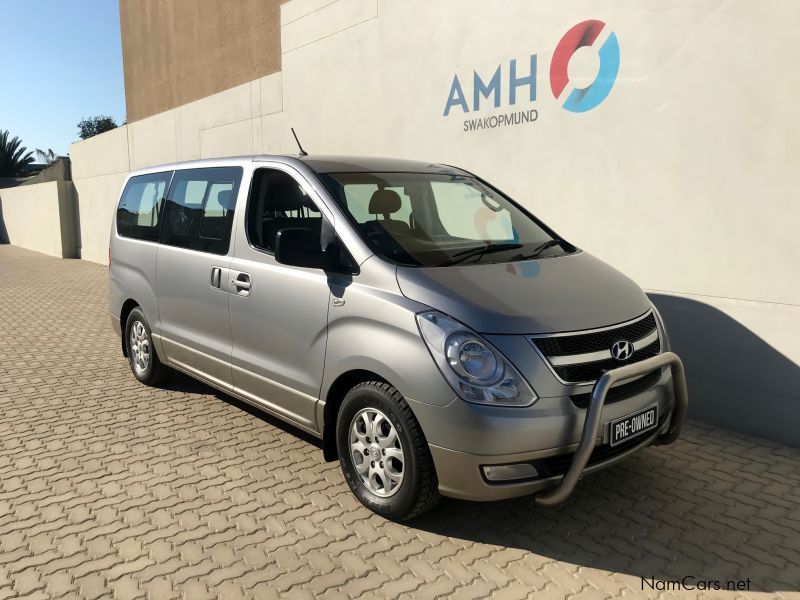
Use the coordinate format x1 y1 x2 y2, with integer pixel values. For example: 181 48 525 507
0 1 126 157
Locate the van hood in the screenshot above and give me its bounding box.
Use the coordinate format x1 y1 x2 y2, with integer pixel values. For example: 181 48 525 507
395 251 651 334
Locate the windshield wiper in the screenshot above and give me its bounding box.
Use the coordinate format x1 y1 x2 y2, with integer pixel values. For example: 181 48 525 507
510 239 564 261
448 243 523 265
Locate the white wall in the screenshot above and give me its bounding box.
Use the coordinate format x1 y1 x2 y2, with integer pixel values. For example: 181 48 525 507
0 182 75 258
67 0 800 444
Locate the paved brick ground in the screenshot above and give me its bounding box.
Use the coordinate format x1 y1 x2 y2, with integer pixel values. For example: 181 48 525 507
0 244 799 600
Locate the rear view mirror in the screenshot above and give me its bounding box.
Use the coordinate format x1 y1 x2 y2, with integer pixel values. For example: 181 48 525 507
275 228 329 270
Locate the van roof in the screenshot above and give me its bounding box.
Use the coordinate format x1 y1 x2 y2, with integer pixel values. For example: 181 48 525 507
127 155 469 177
298 155 466 174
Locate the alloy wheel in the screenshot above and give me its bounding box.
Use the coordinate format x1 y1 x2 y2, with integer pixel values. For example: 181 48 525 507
349 408 405 497
129 320 151 375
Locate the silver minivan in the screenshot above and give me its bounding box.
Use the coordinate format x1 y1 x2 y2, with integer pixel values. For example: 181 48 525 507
109 155 688 520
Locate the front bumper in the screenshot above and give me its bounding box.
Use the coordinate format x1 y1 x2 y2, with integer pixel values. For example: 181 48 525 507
415 352 688 503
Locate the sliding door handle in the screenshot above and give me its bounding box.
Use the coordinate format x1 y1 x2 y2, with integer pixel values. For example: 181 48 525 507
210 266 222 288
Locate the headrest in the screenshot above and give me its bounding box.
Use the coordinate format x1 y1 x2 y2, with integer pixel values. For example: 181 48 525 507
369 189 402 215
216 190 234 211
270 181 312 212
168 205 194 237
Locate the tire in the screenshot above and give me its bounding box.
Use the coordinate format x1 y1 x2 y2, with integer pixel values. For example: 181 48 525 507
124 307 171 386
336 381 440 520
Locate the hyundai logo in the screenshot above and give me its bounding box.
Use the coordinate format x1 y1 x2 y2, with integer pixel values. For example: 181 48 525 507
610 340 634 361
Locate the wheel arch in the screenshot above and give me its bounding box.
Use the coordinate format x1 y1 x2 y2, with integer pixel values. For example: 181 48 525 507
322 369 391 462
119 298 140 357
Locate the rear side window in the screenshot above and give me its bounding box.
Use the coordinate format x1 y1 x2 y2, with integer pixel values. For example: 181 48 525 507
160 167 242 254
116 172 171 241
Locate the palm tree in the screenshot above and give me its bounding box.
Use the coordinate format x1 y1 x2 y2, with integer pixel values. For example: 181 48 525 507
35 148 59 165
0 130 34 177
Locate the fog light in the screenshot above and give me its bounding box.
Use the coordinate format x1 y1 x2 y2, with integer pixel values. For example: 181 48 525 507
482 463 538 482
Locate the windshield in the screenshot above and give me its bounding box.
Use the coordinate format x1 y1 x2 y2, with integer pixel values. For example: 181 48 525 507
319 172 573 267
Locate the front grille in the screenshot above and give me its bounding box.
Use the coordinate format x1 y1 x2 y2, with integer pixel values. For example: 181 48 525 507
534 313 657 356
570 369 662 409
530 311 661 384
555 340 660 383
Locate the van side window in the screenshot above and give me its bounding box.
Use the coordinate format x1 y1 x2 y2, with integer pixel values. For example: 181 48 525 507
246 169 322 253
160 167 242 254
116 172 171 241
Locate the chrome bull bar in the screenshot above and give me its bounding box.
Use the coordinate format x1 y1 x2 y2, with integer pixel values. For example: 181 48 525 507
535 351 688 507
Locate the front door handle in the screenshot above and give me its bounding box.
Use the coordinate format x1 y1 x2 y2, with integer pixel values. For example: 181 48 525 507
232 273 252 296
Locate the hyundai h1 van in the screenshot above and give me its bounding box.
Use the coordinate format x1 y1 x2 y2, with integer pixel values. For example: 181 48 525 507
109 155 688 520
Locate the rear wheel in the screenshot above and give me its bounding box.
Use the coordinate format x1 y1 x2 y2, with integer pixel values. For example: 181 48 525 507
336 381 439 520
125 307 171 386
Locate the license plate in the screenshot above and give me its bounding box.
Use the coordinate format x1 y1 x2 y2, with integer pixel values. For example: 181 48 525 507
609 405 658 446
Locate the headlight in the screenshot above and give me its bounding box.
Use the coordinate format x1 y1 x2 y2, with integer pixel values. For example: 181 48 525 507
446 334 499 381
416 311 537 407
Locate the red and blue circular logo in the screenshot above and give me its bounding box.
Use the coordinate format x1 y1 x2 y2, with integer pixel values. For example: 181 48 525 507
550 20 620 113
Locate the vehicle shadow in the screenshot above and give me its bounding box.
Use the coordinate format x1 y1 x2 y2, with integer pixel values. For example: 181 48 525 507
411 433 800 593
160 371 325 451
648 293 800 448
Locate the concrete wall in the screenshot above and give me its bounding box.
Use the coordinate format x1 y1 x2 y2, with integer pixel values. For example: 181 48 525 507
120 0 288 122
0 181 79 259
70 126 130 265
68 0 800 445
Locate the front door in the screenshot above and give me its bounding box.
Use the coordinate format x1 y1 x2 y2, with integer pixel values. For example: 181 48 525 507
155 166 243 390
228 166 332 431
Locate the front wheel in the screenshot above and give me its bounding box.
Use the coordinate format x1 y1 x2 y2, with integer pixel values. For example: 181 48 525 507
336 381 440 520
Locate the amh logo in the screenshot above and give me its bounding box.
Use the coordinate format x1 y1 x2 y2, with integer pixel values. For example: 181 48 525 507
443 19 620 122
550 19 620 113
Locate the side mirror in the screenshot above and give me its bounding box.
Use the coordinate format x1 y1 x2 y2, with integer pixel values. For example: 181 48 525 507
275 228 329 270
